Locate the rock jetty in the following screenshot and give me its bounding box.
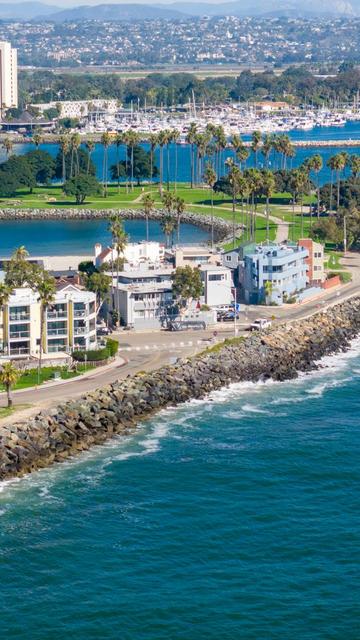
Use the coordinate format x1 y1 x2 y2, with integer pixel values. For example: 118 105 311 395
0 207 237 242
1 297 360 481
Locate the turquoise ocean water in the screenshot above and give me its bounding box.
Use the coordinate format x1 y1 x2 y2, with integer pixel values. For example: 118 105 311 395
1 341 360 638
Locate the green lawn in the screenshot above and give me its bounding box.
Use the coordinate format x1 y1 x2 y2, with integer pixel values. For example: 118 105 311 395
0 364 92 392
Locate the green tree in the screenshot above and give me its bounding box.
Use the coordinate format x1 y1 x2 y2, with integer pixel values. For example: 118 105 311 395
86 272 111 312
100 131 113 197
160 214 176 248
35 270 56 378
63 174 101 204
109 215 128 323
141 192 155 242
251 130 262 168
261 169 276 242
174 196 185 244
203 162 217 249
0 362 20 408
171 266 203 315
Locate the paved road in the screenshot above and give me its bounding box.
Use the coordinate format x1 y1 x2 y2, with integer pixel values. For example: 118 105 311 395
1 251 359 420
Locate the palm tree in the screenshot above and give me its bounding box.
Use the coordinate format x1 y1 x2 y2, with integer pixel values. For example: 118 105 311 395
36 272 56 380
251 130 262 168
109 215 128 323
237 175 250 242
214 125 227 177
85 140 95 175
261 134 273 168
148 133 158 188
226 159 242 247
162 190 175 216
203 162 217 249
244 168 262 241
69 132 81 177
2 137 13 159
349 154 360 178
261 170 276 242
0 283 12 355
0 362 20 408
236 144 249 171
14 245 29 262
32 130 43 149
100 131 112 197
127 130 140 191
157 129 168 196
160 214 176 248
230 133 243 164
309 154 323 219
174 196 185 244
333 153 346 210
59 134 70 183
171 128 180 191
141 193 155 241
186 122 198 189
327 155 337 212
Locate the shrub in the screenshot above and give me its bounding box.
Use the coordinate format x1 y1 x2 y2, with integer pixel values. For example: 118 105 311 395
106 338 119 357
72 347 109 362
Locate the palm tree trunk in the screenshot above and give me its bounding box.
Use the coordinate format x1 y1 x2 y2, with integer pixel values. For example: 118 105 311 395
131 146 134 192
167 143 170 191
330 170 334 212
337 172 340 209
211 190 214 250
146 215 149 242
266 196 270 242
6 385 12 408
175 143 178 192
160 146 164 196
190 144 194 189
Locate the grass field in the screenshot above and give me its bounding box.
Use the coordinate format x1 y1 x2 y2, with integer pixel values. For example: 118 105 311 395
0 404 32 419
0 183 317 245
0 364 92 392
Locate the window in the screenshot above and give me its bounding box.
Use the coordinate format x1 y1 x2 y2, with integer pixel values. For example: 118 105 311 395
209 274 225 281
226 255 232 262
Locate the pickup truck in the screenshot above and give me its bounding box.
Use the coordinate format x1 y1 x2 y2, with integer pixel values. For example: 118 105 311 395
250 318 272 331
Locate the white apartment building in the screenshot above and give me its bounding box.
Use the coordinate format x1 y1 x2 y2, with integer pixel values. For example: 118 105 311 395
31 99 118 118
0 41 18 110
200 265 234 307
0 284 96 359
95 241 165 272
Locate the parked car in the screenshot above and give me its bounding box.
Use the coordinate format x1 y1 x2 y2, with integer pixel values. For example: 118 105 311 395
221 311 240 322
167 320 206 331
250 318 272 331
97 326 111 336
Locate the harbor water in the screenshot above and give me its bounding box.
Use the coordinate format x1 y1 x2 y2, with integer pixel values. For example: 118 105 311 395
1 342 360 638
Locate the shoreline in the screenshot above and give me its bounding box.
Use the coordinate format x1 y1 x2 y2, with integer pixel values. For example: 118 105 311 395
1 296 360 481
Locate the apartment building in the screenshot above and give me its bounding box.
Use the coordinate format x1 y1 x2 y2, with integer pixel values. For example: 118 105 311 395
240 243 309 305
298 238 325 285
0 40 17 109
95 241 165 272
0 284 96 359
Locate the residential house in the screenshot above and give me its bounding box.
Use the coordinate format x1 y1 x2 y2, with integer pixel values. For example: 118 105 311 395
298 238 325 285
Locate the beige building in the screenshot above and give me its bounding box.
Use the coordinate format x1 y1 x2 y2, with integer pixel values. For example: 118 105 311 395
171 247 221 268
298 238 325 285
0 41 18 110
0 284 96 360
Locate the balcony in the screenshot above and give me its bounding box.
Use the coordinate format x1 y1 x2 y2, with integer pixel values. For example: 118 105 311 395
47 345 67 353
47 328 68 336
47 311 68 320
9 347 30 356
9 313 30 322
9 331 30 339
74 326 87 335
74 309 86 318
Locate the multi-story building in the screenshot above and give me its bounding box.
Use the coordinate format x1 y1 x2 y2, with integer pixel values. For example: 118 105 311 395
199 265 234 307
0 284 97 359
239 243 309 305
0 40 17 110
298 238 325 285
95 241 165 272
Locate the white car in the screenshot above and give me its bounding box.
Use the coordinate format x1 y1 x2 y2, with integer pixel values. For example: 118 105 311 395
250 318 272 331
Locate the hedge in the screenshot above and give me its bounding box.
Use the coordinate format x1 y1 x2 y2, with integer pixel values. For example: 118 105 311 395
72 338 119 362
106 338 119 357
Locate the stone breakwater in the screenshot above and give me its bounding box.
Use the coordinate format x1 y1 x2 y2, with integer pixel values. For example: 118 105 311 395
0 208 237 242
1 297 360 481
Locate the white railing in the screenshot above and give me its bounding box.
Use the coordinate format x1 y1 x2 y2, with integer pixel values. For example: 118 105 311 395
47 311 68 319
9 331 30 339
47 328 68 336
9 314 30 322
9 347 30 356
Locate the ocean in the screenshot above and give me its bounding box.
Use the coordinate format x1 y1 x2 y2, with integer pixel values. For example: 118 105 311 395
1 341 360 638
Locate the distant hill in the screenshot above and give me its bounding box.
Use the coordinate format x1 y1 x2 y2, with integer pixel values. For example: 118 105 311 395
48 3 186 21
0 1 61 19
166 0 355 17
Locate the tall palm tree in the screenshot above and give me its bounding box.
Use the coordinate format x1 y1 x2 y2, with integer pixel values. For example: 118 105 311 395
203 162 217 250
333 153 346 209
230 133 243 164
244 168 262 241
36 272 56 379
148 132 158 187
185 122 198 189
0 362 20 408
214 125 227 177
85 140 95 175
59 134 70 183
226 159 242 247
160 214 176 248
327 155 337 213
127 130 140 192
0 283 12 356
141 193 155 242
251 130 262 168
237 175 250 242
349 154 360 178
100 131 112 197
309 154 323 219
174 196 185 244
171 128 180 191
157 130 168 196
237 144 249 171
109 215 128 322
69 132 81 177
261 170 276 242
261 134 273 168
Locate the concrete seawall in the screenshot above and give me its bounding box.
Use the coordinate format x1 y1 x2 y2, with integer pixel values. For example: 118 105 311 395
1 297 360 481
